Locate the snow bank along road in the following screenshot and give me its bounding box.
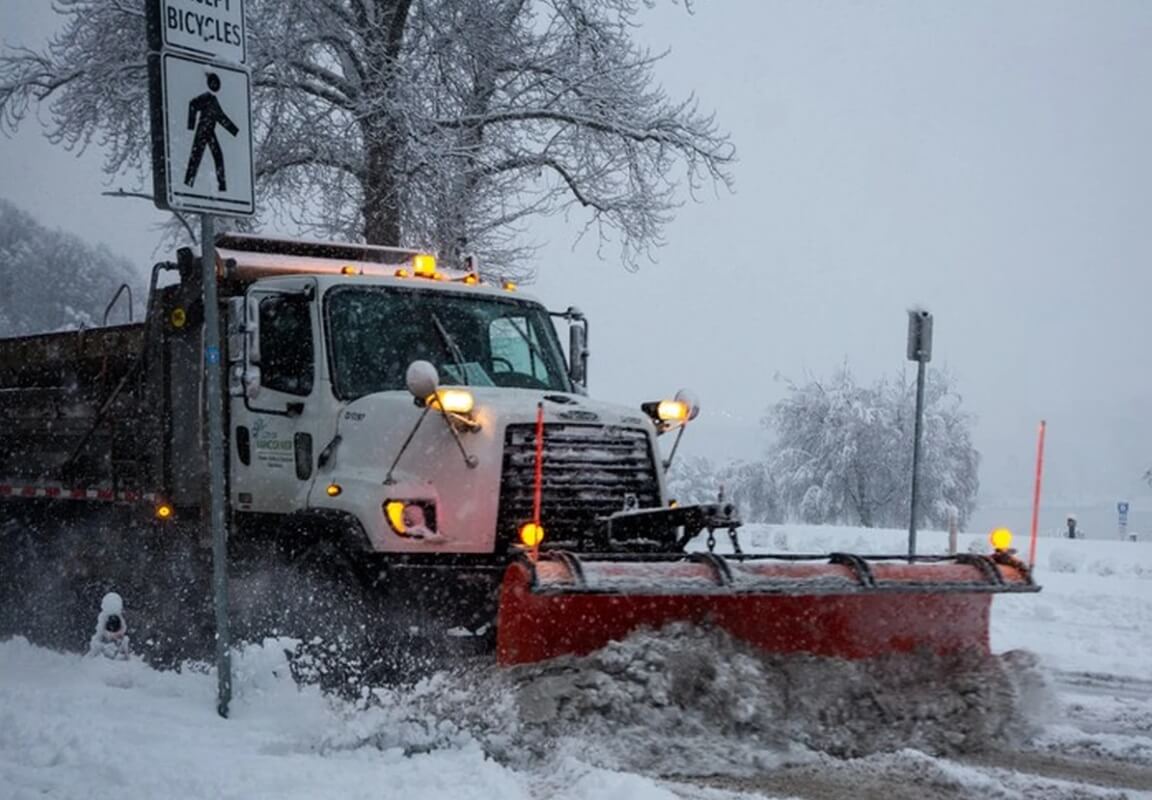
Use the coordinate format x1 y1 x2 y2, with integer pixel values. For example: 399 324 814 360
1 525 1150 799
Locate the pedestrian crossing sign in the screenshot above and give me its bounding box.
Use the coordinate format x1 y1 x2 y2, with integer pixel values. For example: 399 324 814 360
148 51 254 216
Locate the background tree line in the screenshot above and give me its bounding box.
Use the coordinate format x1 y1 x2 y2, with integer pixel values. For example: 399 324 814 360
0 199 142 337
667 368 981 530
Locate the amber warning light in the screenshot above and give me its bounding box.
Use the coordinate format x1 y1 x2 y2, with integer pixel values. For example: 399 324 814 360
989 527 1013 552
412 253 437 277
519 522 545 548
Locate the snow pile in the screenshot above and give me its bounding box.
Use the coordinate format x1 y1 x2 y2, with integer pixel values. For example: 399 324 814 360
501 626 1045 765
333 624 1047 777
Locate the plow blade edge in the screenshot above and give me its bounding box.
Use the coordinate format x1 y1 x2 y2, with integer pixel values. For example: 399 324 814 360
495 553 1038 666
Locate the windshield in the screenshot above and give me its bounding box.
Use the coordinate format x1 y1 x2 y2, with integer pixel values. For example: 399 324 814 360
325 285 571 400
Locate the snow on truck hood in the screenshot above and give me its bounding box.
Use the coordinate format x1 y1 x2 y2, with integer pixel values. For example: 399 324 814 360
342 387 656 434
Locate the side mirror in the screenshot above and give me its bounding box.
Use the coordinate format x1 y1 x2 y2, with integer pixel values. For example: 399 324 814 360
674 388 700 421
566 308 588 387
244 365 262 399
226 297 245 363
240 295 263 398
569 325 585 386
246 295 261 365
406 360 439 402
226 297 246 397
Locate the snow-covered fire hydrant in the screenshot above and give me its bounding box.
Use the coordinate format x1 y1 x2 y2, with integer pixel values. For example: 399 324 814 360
88 592 131 660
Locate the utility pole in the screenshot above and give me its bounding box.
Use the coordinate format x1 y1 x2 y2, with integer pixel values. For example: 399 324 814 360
906 309 933 560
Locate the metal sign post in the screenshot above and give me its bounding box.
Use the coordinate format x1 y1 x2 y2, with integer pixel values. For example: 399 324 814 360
147 0 251 718
201 214 232 716
906 309 933 560
1118 501 1130 541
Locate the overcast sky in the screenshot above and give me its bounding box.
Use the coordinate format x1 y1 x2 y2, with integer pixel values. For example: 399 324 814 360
2 1 1150 510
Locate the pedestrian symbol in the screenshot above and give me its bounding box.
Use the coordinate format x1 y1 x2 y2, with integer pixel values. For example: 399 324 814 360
149 51 254 216
184 73 238 192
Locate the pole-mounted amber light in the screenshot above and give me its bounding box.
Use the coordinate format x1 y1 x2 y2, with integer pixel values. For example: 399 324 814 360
519 522 545 547
989 527 1013 551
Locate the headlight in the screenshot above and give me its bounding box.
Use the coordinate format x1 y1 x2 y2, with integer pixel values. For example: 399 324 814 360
385 500 438 538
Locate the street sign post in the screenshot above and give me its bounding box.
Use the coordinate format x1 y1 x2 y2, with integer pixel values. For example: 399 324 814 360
148 52 254 216
147 0 248 719
1118 501 1130 540
905 309 933 560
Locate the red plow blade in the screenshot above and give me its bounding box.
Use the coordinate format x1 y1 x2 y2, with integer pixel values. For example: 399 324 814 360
495 552 1038 666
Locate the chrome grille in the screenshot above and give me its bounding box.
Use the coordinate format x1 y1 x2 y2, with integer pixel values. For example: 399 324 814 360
497 423 661 550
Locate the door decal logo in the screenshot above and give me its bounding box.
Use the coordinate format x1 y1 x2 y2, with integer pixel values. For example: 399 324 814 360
251 417 293 468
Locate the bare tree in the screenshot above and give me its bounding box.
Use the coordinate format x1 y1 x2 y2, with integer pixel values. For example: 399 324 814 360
1 0 733 278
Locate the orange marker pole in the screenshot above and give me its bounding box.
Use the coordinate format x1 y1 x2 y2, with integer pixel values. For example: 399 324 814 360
532 402 545 556
1028 420 1047 569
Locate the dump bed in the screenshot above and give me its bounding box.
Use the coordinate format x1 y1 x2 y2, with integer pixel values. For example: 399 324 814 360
0 262 210 507
0 323 157 487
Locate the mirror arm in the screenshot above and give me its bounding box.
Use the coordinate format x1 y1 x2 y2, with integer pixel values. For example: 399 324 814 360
662 424 688 470
384 406 431 485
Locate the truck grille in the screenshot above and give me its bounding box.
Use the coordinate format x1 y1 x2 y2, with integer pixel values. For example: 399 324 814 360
497 423 661 551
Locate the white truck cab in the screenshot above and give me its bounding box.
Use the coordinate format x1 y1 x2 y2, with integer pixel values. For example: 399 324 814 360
220 235 681 558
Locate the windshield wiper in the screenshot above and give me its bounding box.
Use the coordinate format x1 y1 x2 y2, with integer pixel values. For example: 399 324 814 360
431 312 469 385
506 317 552 381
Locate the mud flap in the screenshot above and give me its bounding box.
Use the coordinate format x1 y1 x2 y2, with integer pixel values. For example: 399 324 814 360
495 552 1038 666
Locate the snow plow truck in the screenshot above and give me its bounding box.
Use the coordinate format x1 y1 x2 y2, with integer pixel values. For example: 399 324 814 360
0 235 1038 671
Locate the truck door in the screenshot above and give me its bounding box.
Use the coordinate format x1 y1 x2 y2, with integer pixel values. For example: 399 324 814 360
231 280 322 514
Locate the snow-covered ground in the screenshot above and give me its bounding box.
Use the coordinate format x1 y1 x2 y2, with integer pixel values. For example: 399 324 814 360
2 524 1150 800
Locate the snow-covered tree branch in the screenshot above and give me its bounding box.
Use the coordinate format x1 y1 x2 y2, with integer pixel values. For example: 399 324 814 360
664 456 783 524
0 0 734 279
765 368 980 529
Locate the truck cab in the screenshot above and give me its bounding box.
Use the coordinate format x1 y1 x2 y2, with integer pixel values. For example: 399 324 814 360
219 235 676 559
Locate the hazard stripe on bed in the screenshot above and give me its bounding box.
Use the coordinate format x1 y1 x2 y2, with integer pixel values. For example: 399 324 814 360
0 484 157 503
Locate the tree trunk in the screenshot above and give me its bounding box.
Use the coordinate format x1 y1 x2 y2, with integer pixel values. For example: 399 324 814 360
362 128 402 246
356 0 413 246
